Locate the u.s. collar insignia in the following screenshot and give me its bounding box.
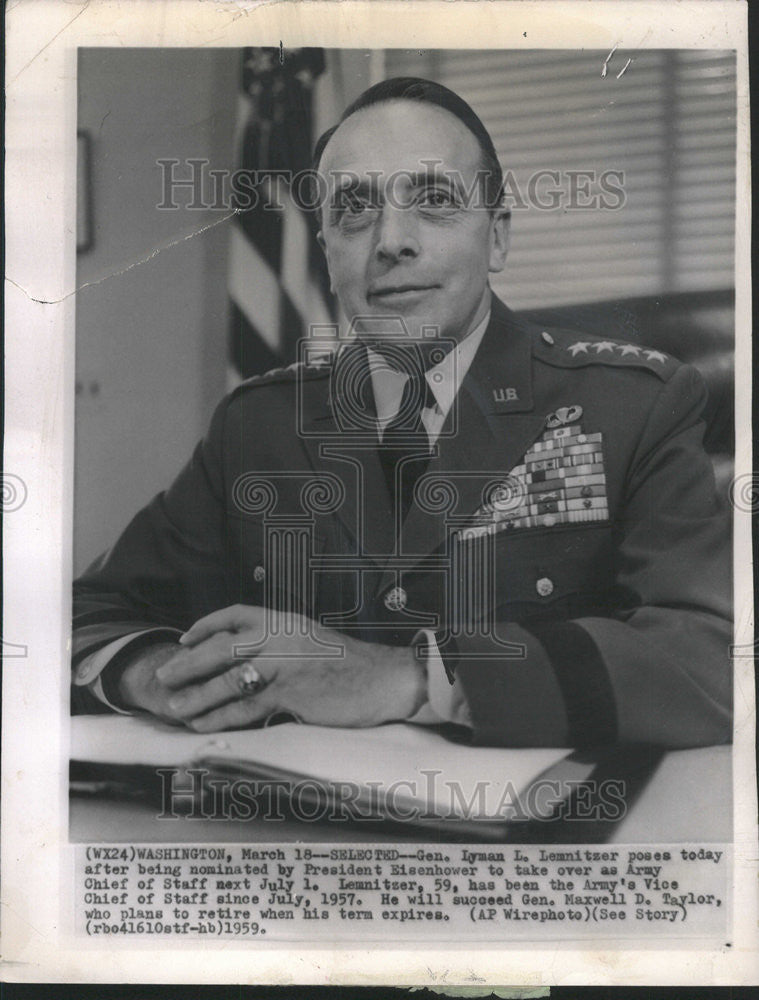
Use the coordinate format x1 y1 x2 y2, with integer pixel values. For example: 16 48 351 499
545 405 583 429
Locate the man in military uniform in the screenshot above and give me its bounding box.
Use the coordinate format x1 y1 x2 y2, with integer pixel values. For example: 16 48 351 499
72 78 732 748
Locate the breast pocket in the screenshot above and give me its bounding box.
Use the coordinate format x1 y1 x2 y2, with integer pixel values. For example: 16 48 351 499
453 522 616 626
226 515 326 617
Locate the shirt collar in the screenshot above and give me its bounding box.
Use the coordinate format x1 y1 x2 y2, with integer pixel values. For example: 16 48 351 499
367 309 491 426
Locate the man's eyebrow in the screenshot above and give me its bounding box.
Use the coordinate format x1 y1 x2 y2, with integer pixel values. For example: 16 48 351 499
329 177 377 201
405 168 460 189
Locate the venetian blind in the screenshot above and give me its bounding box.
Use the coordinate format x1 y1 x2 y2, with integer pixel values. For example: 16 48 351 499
384 49 736 310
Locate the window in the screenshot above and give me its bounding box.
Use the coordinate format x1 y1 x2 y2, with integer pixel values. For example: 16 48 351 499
384 49 736 309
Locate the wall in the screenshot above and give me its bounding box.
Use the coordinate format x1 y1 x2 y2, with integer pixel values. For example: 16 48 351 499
75 49 238 573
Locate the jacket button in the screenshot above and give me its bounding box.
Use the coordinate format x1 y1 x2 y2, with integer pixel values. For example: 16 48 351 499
384 586 407 611
253 565 266 583
541 330 555 346
536 576 554 597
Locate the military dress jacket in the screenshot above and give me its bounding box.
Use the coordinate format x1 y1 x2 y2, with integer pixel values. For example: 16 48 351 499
72 296 732 748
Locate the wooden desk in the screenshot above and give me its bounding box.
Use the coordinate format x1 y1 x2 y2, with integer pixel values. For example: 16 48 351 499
70 745 732 844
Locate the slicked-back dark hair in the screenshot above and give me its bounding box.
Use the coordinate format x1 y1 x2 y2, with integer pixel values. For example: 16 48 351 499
312 76 505 211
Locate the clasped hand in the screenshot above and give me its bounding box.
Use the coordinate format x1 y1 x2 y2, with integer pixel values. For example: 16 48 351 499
117 604 426 732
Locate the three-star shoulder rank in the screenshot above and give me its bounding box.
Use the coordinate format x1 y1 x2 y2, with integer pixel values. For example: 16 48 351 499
532 327 679 382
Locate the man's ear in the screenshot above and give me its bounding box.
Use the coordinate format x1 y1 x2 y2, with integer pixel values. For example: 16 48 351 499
488 209 511 273
316 229 335 293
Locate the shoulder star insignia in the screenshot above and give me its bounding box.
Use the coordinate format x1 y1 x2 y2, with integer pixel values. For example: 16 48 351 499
644 350 668 363
567 341 591 356
594 341 617 353
618 343 641 356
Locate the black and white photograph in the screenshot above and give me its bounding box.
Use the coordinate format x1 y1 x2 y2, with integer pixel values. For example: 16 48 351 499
3 0 755 986
71 43 735 837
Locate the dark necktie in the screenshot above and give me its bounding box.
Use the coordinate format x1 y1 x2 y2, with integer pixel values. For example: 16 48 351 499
378 366 435 521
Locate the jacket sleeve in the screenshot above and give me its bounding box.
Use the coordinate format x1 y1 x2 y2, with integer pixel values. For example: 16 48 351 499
71 397 232 709
452 364 733 749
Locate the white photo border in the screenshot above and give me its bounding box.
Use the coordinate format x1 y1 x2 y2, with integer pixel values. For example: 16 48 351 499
3 0 755 985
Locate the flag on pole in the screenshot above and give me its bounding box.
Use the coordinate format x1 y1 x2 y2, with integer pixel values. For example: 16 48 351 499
228 47 336 379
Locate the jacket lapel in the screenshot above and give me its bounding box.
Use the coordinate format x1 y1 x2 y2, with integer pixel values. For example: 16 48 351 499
300 343 397 561
300 298 550 586
378 297 548 582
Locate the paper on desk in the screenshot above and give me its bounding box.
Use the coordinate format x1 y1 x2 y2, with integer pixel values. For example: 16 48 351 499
71 715 569 819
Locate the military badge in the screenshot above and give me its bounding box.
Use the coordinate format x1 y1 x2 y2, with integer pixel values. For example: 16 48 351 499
459 409 610 539
544 405 583 429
